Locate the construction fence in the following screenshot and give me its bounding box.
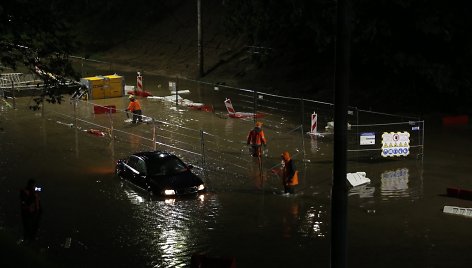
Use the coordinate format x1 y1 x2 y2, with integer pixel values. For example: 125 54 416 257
1 58 425 191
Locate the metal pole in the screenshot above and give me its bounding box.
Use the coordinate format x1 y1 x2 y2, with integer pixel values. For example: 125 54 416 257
331 0 351 267
200 130 208 180
153 119 157 151
421 120 425 161
11 80 16 109
108 107 114 140
300 125 306 161
253 90 257 124
300 98 305 127
258 156 263 187
175 80 179 108
74 100 78 127
41 94 45 118
197 0 204 77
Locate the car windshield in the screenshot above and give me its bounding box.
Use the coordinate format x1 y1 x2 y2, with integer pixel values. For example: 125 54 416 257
147 155 188 176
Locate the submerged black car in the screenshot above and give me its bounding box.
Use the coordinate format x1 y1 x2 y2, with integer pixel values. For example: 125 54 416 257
115 151 205 196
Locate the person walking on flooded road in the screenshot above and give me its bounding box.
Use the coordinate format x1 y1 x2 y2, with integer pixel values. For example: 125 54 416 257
20 179 42 242
126 95 143 124
247 122 267 157
281 151 298 194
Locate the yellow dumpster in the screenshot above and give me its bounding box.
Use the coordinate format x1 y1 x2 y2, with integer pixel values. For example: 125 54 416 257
103 74 125 98
80 74 124 99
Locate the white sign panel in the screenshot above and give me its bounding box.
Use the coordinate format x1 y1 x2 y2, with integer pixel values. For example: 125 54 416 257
169 81 176 92
381 131 410 157
360 132 375 145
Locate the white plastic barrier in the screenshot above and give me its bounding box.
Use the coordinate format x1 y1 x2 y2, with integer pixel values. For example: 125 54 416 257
347 172 371 187
443 206 472 218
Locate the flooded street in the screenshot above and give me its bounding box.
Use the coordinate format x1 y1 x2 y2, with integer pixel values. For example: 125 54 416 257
1 81 471 267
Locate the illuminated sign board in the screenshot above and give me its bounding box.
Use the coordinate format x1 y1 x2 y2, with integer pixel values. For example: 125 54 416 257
381 131 410 157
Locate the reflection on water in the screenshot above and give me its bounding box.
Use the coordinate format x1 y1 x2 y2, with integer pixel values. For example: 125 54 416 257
224 117 234 137
299 205 328 238
310 135 319 153
381 168 410 199
347 166 421 201
122 186 146 205
120 183 219 267
349 185 376 198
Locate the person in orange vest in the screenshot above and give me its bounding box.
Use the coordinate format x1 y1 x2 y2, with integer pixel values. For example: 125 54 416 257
281 151 299 194
246 121 267 157
20 179 42 242
126 95 143 124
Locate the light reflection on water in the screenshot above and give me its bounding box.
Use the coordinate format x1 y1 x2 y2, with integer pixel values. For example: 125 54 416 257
346 165 423 203
120 183 220 267
299 205 328 238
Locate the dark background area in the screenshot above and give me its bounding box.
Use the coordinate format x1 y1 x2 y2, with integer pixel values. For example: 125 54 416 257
2 0 472 114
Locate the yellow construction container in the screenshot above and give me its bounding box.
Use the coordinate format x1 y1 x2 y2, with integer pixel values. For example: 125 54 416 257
80 74 124 99
103 74 125 98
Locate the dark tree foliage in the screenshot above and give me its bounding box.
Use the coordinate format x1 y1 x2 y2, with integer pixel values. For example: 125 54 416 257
222 0 472 113
351 0 472 112
0 0 79 110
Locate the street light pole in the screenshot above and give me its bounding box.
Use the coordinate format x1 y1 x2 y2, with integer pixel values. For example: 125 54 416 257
197 0 204 78
331 0 351 267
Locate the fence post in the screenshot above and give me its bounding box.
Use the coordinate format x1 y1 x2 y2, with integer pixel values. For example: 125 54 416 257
108 107 114 140
175 80 179 108
73 100 78 127
41 94 45 118
421 120 425 160
300 98 305 128
300 124 306 161
152 119 157 150
253 89 257 124
200 130 208 180
11 79 16 109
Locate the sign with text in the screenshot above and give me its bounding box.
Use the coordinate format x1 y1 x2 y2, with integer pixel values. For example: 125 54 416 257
360 132 375 145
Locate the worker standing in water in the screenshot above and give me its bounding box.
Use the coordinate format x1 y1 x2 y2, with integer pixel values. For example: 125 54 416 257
20 179 42 243
281 151 298 194
125 95 143 124
246 122 267 157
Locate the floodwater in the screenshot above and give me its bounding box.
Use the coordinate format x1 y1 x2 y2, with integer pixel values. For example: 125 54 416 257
1 78 472 268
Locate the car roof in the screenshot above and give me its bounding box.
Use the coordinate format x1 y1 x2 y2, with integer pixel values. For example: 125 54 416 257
132 151 174 161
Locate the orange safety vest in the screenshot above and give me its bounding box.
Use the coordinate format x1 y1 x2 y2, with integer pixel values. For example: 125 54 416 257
247 128 266 145
127 100 141 112
283 159 298 186
285 170 299 186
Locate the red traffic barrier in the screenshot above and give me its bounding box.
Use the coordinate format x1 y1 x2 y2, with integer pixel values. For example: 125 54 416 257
127 90 152 97
442 115 469 126
447 187 472 200
94 105 116 114
87 129 106 137
188 104 214 112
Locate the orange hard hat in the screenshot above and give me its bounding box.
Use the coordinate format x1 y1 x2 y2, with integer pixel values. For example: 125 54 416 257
255 121 263 127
